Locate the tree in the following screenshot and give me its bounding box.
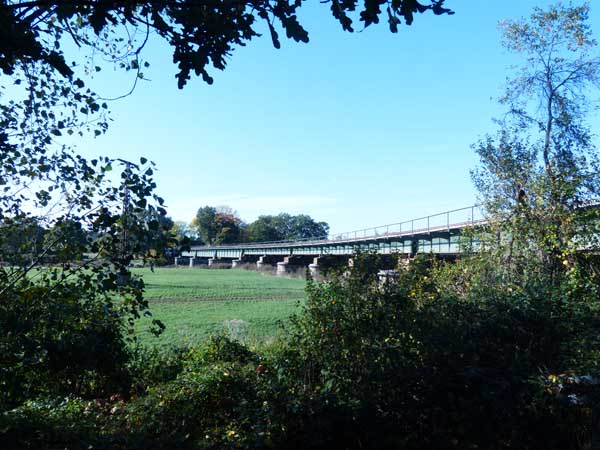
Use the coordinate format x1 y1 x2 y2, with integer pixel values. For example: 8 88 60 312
191 206 217 244
245 215 282 242
471 3 600 285
245 213 329 242
170 220 198 253
192 205 243 244
288 214 330 240
0 217 46 267
0 154 166 408
214 212 243 244
132 210 176 260
43 217 89 262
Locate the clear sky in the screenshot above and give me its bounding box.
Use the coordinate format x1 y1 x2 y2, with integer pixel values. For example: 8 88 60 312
72 1 600 236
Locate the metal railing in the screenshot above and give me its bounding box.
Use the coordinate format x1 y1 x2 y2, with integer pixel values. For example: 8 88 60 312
329 205 485 242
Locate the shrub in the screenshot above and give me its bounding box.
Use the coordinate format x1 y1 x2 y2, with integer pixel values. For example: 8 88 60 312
0 279 132 409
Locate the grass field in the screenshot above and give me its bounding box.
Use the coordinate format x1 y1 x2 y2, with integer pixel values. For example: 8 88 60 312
133 268 306 347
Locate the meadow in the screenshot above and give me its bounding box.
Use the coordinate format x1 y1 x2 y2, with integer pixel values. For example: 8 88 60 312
133 268 306 347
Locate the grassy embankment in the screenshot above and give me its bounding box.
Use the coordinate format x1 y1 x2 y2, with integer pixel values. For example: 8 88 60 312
133 267 306 347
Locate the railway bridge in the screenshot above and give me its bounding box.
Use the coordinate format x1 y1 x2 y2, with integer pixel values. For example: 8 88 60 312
179 205 486 276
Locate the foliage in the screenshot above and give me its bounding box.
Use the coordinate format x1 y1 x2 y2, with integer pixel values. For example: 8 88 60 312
132 210 178 263
0 217 46 266
471 3 600 286
191 207 329 244
283 252 600 449
245 213 329 242
3 253 600 449
170 220 198 248
192 205 244 245
0 0 453 89
0 275 132 409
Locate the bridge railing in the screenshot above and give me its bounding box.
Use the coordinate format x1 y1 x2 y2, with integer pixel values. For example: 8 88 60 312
329 205 486 241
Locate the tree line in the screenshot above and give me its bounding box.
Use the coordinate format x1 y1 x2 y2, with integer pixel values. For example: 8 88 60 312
180 206 330 246
0 206 329 265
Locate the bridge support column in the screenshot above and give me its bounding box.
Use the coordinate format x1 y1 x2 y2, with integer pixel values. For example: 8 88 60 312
256 255 284 271
276 257 293 276
233 255 260 269
277 255 315 276
308 256 321 278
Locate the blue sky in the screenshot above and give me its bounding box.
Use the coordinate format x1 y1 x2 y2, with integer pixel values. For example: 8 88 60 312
73 1 600 235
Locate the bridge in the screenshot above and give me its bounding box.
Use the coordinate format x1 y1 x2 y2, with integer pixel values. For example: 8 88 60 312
178 205 487 275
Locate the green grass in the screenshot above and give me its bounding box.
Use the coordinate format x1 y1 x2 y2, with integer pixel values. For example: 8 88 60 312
133 268 306 347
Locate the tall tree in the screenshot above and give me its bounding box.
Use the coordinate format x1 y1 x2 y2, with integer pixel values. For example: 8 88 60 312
192 205 243 244
472 3 600 285
246 213 329 242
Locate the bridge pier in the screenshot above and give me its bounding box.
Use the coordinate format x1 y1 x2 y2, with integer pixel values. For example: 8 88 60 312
174 256 195 267
308 255 349 278
232 255 260 268
189 256 209 267
256 255 284 271
308 257 320 278
276 255 313 276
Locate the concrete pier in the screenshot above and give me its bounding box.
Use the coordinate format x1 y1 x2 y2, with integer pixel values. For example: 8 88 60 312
256 255 284 271
308 256 321 278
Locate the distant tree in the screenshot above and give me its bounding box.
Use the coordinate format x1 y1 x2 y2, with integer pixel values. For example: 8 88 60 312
289 214 330 240
191 206 217 244
133 211 175 259
246 213 329 242
192 205 244 245
171 220 198 245
0 217 46 266
214 213 243 244
245 215 283 242
43 218 89 262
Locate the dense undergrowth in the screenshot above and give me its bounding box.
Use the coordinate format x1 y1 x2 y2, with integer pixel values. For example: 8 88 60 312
1 253 600 450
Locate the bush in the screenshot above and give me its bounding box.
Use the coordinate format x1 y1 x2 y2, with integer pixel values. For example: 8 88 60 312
282 253 600 449
0 278 132 409
3 253 600 450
